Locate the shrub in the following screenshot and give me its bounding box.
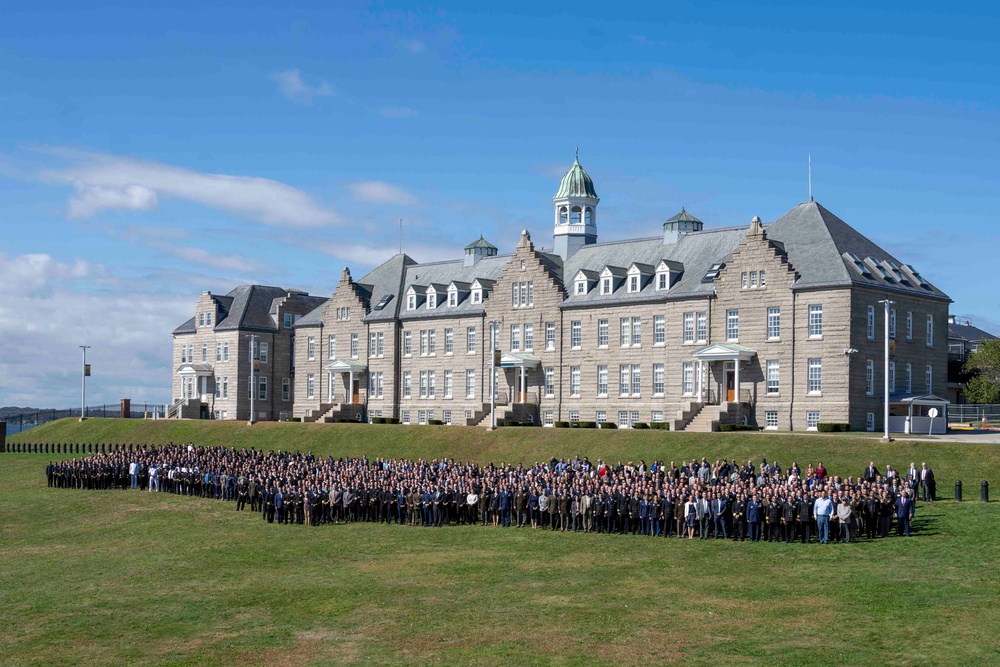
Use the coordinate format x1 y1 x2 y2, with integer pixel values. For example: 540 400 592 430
650 422 670 430
578 421 598 429
817 422 851 433
428 419 445 426
600 422 618 429
371 417 386 424
384 418 400 425
719 424 754 432
283 417 301 422
554 421 570 428
633 422 650 429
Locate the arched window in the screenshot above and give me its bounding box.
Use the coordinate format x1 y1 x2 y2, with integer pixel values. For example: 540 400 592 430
559 207 568 224
571 206 582 224
584 207 592 225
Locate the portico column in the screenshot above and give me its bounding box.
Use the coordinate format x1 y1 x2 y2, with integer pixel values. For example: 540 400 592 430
349 372 354 405
734 359 740 405
520 365 526 403
696 361 703 401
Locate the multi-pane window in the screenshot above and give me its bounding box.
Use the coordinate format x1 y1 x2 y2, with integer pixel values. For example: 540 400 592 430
750 271 758 289
619 365 630 396
683 313 694 343
544 411 554 426
597 365 608 396
631 364 641 395
544 367 555 397
404 331 412 356
259 342 268 363
216 342 222 362
444 370 453 398
808 359 822 394
376 332 383 357
545 323 555 350
618 411 629 428
419 371 428 399
620 318 631 347
467 327 477 354
630 411 640 428
570 411 580 424
906 311 913 340
597 319 609 347
284 313 293 328
766 360 780 395
420 330 429 356
223 342 229 362
866 412 875 432
767 307 781 339
651 411 664 424
657 272 668 290
889 309 897 340
571 321 582 349
696 312 707 343
806 412 821 430
926 364 933 393
726 310 739 341
511 281 534 308
570 366 581 396
765 411 778 429
808 305 823 338
759 271 766 287
202 343 208 362
428 330 436 355
653 364 664 395
403 372 412 399
741 272 748 289
442 410 451 425
281 378 290 401
682 362 694 395
369 332 377 357
307 336 316 360
866 360 875 395
596 411 607 424
428 371 436 398
444 329 453 354
401 410 410 425
905 363 912 393
306 374 315 399
466 370 475 398
369 372 384 399
328 335 336 359
350 334 359 358
629 275 640 292
632 317 641 346
524 323 534 351
510 324 521 352
222 377 228 398
926 314 934 347
889 361 896 393
867 306 876 340
654 316 665 345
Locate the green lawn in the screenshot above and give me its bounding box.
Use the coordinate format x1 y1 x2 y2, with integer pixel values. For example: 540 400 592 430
2 420 999 666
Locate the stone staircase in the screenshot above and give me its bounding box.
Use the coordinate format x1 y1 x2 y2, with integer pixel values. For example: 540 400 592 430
303 403 365 423
302 403 333 423
678 402 747 432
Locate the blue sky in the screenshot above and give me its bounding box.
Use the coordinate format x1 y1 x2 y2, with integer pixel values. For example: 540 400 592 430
2 1 999 407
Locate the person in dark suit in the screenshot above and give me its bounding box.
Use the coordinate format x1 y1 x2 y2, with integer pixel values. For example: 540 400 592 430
863 461 878 483
712 495 728 539
920 462 936 501
798 493 813 543
732 495 746 541
895 492 914 536
747 495 762 542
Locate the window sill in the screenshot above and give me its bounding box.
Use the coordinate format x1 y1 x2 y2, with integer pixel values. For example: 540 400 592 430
808 391 822 397
654 343 665 347
653 393 664 398
767 393 780 398
767 338 781 343
809 336 823 341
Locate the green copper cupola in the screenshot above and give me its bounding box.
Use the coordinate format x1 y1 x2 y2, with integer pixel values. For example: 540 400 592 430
553 150 599 260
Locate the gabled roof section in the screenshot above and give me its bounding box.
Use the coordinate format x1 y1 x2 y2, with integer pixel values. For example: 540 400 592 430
949 321 998 344
765 201 950 300
173 316 197 335
362 253 419 322
398 253 510 319
215 285 291 331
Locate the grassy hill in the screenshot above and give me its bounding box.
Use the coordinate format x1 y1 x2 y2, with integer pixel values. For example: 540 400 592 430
3 419 999 666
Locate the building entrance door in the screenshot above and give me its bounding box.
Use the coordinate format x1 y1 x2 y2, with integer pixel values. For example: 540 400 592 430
725 371 735 403
352 381 360 405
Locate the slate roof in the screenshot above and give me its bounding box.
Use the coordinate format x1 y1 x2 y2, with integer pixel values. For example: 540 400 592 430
398 253 510 320
174 285 319 335
296 253 418 327
948 321 998 344
765 202 950 300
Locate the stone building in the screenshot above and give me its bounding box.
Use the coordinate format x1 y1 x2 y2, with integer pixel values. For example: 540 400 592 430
170 285 326 420
175 155 952 431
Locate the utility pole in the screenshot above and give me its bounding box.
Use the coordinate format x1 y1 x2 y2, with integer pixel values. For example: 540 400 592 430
79 345 91 421
247 334 258 425
878 297 894 441
489 320 499 430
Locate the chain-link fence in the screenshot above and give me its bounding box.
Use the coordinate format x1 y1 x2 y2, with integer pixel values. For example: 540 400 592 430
2 404 164 435
948 404 1000 425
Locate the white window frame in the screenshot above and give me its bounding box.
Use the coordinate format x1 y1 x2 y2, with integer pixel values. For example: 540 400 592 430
597 319 609 348
696 312 707 343
926 314 934 347
766 360 779 395
545 323 555 351
807 358 822 394
653 315 665 345
653 363 664 396
765 411 778 430
726 309 739 342
571 321 582 349
866 360 874 396
570 366 581 397
466 370 475 399
544 367 555 397
808 304 823 338
806 411 821 431
597 365 608 397
867 305 876 340
767 307 781 340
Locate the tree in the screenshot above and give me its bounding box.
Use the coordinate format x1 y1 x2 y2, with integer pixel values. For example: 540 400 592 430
963 339 1000 404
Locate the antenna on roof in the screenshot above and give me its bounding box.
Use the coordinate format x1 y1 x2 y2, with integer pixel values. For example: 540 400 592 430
399 218 403 255
808 153 813 202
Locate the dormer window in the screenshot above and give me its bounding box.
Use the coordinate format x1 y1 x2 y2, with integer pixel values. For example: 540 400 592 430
448 290 457 307
576 280 586 295
601 278 611 295
628 275 639 293
472 290 482 304
657 272 668 290
427 292 437 309
407 295 416 311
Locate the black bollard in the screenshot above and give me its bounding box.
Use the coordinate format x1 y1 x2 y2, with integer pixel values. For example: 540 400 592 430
955 480 962 502
983 481 990 503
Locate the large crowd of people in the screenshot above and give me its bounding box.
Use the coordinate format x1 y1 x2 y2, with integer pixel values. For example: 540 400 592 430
44 444 936 543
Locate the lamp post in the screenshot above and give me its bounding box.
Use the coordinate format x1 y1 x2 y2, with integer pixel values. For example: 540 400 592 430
878 297 894 441
489 320 499 430
79 345 91 421
247 334 258 425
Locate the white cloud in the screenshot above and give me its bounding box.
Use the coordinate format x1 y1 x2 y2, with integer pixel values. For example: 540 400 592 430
349 180 418 206
152 243 266 275
270 69 335 105
398 38 426 54
378 105 418 118
40 149 341 228
317 241 456 266
0 252 188 406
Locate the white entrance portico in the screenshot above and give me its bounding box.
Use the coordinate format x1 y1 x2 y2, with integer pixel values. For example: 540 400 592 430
324 359 367 404
691 343 757 405
176 363 214 400
499 352 541 404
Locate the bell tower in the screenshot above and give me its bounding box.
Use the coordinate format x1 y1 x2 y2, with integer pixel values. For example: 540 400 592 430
553 150 599 260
